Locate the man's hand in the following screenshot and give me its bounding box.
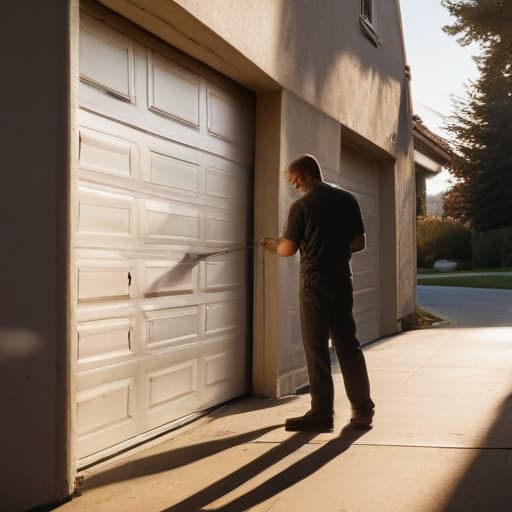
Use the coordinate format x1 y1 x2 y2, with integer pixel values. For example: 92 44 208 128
351 233 366 253
260 237 279 252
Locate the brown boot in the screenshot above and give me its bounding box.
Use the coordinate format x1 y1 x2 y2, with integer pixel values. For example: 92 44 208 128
346 410 374 430
285 411 334 432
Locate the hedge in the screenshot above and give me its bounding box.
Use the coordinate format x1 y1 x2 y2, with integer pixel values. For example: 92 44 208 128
417 216 472 268
473 226 512 268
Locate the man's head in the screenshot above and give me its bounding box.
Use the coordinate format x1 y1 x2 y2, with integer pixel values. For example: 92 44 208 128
285 154 323 193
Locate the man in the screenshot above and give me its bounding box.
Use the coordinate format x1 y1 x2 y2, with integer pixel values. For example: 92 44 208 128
262 154 375 432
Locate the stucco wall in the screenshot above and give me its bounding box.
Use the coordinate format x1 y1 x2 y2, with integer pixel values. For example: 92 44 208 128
170 0 406 155
0 1 75 510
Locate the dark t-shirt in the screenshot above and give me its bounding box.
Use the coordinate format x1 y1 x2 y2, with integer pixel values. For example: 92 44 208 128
283 182 365 278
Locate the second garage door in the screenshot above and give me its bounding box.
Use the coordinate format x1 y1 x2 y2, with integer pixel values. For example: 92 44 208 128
75 13 254 464
336 146 381 343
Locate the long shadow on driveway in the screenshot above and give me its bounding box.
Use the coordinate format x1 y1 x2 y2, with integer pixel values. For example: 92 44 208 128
162 428 367 512
441 393 512 511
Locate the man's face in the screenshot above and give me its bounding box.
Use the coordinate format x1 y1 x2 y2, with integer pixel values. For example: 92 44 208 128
285 169 302 190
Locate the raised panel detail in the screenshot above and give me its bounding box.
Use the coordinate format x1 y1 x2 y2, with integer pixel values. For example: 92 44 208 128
144 200 200 242
144 260 196 296
201 259 241 291
205 353 230 387
78 187 134 238
207 85 241 143
77 379 133 435
78 260 132 302
148 362 197 408
205 167 244 201
79 128 131 177
146 307 198 349
78 318 132 363
79 24 134 100
205 302 238 337
147 151 198 193
206 213 244 245
148 52 200 126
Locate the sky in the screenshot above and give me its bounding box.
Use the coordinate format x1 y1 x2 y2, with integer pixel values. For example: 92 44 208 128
399 0 481 194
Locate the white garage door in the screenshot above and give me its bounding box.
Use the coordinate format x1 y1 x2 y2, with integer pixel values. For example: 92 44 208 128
338 146 380 343
75 14 254 463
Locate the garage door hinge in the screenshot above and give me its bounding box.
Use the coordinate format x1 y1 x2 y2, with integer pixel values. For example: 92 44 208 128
73 475 84 497
128 271 132 287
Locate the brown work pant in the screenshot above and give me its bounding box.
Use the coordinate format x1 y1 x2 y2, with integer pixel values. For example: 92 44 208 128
300 273 374 417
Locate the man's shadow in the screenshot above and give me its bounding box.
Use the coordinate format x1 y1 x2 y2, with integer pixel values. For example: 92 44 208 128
163 427 368 512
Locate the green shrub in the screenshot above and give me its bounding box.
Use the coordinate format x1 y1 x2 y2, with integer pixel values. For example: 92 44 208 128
473 226 512 268
417 216 472 268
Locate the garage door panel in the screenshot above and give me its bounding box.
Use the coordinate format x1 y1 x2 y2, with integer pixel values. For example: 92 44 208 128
76 365 138 459
205 166 248 205
199 255 244 291
147 361 198 410
78 259 134 302
78 317 134 369
78 186 136 240
143 260 197 297
352 270 378 291
201 339 247 404
147 51 200 127
79 127 133 178
207 84 244 144
205 301 241 338
354 288 378 313
146 150 199 195
351 249 374 268
79 21 135 102
354 310 379 346
206 210 245 245
142 199 201 243
145 306 199 351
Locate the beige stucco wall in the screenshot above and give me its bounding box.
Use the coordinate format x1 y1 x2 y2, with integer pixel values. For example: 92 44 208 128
0 1 76 509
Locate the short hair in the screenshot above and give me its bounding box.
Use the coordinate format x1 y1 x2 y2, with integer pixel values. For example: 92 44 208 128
287 154 323 181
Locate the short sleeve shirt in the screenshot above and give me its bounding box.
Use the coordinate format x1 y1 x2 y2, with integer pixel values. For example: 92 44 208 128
283 182 365 277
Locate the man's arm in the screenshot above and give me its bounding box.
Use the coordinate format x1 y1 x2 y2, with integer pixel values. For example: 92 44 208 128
351 233 366 253
261 237 299 257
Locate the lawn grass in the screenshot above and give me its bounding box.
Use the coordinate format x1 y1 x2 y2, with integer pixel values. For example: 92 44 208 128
417 267 512 275
417 275 512 289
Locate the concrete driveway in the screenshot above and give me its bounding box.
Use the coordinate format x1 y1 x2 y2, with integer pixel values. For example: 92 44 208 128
417 285 512 327
53 285 512 512
56 320 512 511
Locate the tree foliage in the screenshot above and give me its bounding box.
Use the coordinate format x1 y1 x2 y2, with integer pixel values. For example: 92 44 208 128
442 0 512 231
443 182 470 223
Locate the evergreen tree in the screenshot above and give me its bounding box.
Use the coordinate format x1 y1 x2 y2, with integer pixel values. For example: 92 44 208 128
442 0 512 231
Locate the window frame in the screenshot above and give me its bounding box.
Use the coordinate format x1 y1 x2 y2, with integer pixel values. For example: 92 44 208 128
359 0 381 47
